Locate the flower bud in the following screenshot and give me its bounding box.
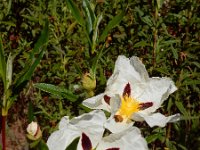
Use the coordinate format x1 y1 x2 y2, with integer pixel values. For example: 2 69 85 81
26 121 42 140
82 72 96 92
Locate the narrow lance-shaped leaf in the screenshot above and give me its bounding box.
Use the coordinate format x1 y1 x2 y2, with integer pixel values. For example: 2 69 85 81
14 48 45 90
83 0 96 34
34 83 78 102
14 20 49 90
65 0 91 46
170 44 178 59
30 19 49 60
91 14 103 54
0 35 7 88
91 43 104 75
65 0 84 26
99 10 125 43
175 101 188 117
5 53 15 90
6 0 12 15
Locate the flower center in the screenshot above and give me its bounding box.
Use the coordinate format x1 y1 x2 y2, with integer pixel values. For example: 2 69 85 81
114 83 153 122
114 94 140 122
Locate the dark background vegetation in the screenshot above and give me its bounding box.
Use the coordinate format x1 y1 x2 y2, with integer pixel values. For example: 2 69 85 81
0 0 200 149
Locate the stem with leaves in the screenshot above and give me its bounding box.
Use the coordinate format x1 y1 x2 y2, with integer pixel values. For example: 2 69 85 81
0 20 49 150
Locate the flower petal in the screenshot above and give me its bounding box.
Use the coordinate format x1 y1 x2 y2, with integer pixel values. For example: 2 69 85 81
134 112 180 127
106 55 148 96
136 77 177 113
82 94 111 111
109 55 148 83
47 128 80 150
104 116 133 133
96 127 148 150
47 110 106 150
130 56 149 81
72 110 106 149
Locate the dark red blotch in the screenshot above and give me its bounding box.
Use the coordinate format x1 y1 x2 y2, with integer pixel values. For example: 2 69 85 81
106 148 120 150
139 102 153 110
123 83 131 97
104 95 111 105
81 132 92 150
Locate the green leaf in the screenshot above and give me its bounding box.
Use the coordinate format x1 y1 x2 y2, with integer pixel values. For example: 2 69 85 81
83 0 96 34
5 53 15 90
39 140 49 150
14 20 49 90
192 61 200 68
31 20 49 59
171 45 178 59
133 41 150 48
66 137 79 150
182 80 200 86
177 144 188 150
155 67 170 76
6 0 12 15
91 44 104 75
28 102 34 123
141 16 153 26
91 14 103 53
30 139 41 148
162 39 181 45
0 36 6 87
34 83 78 102
0 21 16 27
66 0 84 26
14 48 45 90
99 10 125 42
146 133 163 143
175 101 188 117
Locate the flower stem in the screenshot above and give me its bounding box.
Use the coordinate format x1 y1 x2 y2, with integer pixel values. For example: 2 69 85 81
1 115 7 150
152 1 158 67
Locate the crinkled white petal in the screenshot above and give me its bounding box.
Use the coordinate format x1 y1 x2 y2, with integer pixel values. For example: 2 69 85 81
82 93 111 111
58 116 70 129
106 55 149 97
108 55 148 84
104 116 133 133
70 110 106 148
96 127 148 150
130 56 149 81
47 110 106 150
136 77 177 114
47 128 80 150
109 96 121 114
133 112 180 127
106 72 147 99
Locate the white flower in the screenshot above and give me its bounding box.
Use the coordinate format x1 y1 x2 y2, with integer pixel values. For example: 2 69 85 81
96 126 148 150
47 110 106 150
82 55 180 133
26 121 42 140
79 126 148 150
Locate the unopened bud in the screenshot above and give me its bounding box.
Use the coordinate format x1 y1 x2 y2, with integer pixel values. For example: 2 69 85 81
82 72 96 92
26 121 42 140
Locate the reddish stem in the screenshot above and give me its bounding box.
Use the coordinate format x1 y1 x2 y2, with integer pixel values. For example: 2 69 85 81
1 116 6 150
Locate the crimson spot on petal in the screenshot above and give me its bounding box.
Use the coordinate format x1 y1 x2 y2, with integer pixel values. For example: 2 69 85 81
139 102 153 110
81 132 92 150
104 95 111 105
123 83 131 97
106 148 120 150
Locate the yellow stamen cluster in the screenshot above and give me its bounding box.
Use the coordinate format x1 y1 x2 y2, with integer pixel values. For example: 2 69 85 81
115 94 140 122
